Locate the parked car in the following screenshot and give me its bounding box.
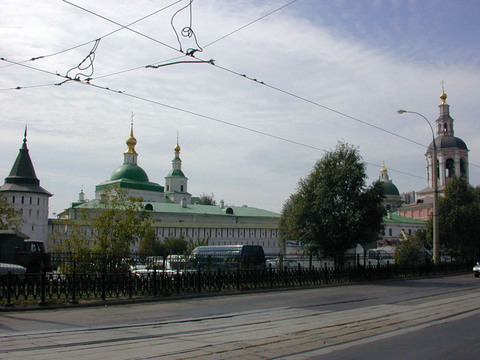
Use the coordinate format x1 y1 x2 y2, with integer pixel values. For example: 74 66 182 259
0 262 26 277
473 262 480 277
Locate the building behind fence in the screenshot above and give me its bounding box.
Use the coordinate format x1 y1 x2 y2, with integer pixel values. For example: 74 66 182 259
0 251 472 307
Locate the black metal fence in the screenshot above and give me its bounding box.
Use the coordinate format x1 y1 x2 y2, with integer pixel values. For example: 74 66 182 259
0 252 474 307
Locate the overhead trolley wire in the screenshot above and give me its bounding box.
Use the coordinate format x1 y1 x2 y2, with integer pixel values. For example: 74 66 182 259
2 1 477 174
0 57 426 180
58 0 428 149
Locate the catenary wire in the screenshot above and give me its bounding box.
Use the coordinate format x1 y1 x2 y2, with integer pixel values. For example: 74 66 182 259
0 0 183 70
2 3 478 174
57 0 430 149
0 57 429 179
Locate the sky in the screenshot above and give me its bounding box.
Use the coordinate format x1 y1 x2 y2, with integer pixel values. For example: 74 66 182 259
1 0 480 217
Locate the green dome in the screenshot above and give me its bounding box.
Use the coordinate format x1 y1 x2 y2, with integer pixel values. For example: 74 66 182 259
110 163 149 182
167 169 185 177
382 182 400 196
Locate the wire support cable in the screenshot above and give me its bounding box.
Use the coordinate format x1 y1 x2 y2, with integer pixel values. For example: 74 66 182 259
0 0 184 71
0 57 426 180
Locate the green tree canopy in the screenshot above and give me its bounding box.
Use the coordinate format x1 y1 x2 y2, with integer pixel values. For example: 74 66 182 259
163 234 188 255
197 192 216 205
93 187 153 257
395 230 426 266
429 176 480 260
138 226 167 257
280 142 385 265
0 193 22 230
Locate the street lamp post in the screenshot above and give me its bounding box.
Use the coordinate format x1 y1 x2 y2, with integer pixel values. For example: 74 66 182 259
397 109 440 265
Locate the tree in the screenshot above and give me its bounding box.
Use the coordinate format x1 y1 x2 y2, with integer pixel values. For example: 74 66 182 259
429 176 480 260
163 234 188 255
357 181 386 253
0 193 22 230
93 187 153 257
138 226 167 257
186 236 210 255
395 231 426 266
198 192 216 206
279 142 385 266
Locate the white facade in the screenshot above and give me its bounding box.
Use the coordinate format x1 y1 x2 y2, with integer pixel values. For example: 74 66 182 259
0 129 52 242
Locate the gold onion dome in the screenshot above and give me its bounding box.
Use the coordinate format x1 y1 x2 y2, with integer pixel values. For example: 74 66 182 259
124 125 138 155
440 90 448 105
174 143 181 152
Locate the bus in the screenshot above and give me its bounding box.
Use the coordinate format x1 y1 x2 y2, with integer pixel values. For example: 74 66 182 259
190 245 266 271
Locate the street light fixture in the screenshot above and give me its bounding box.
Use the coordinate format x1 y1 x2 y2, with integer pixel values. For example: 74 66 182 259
397 109 440 265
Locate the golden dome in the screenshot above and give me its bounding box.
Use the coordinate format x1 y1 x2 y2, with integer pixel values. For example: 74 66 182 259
380 161 387 172
124 123 138 155
174 143 181 153
440 90 448 105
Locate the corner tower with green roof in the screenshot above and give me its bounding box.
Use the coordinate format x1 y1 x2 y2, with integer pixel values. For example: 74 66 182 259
95 121 164 202
0 127 52 242
164 140 191 204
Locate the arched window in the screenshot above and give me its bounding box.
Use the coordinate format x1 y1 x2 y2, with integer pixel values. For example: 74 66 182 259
145 204 153 211
445 158 455 178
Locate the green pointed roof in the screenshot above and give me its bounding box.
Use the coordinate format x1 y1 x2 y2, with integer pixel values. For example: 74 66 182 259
166 168 185 177
0 128 52 196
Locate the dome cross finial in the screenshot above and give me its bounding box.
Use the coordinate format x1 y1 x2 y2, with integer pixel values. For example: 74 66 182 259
440 80 448 105
125 112 138 155
174 130 181 153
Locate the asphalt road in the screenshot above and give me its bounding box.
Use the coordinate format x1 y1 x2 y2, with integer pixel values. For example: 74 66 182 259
1 274 479 359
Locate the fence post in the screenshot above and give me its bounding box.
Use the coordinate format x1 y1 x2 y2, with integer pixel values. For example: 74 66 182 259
101 272 106 301
71 270 77 304
128 272 133 299
236 264 241 290
324 262 329 285
6 271 13 307
176 268 180 295
153 267 157 297
39 268 47 306
197 269 202 294
269 263 273 288
298 263 302 287
217 268 222 292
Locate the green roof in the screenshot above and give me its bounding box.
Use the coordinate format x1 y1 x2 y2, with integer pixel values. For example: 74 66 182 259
383 213 425 224
74 200 280 218
382 182 400 196
96 178 164 193
166 169 185 177
110 163 149 182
